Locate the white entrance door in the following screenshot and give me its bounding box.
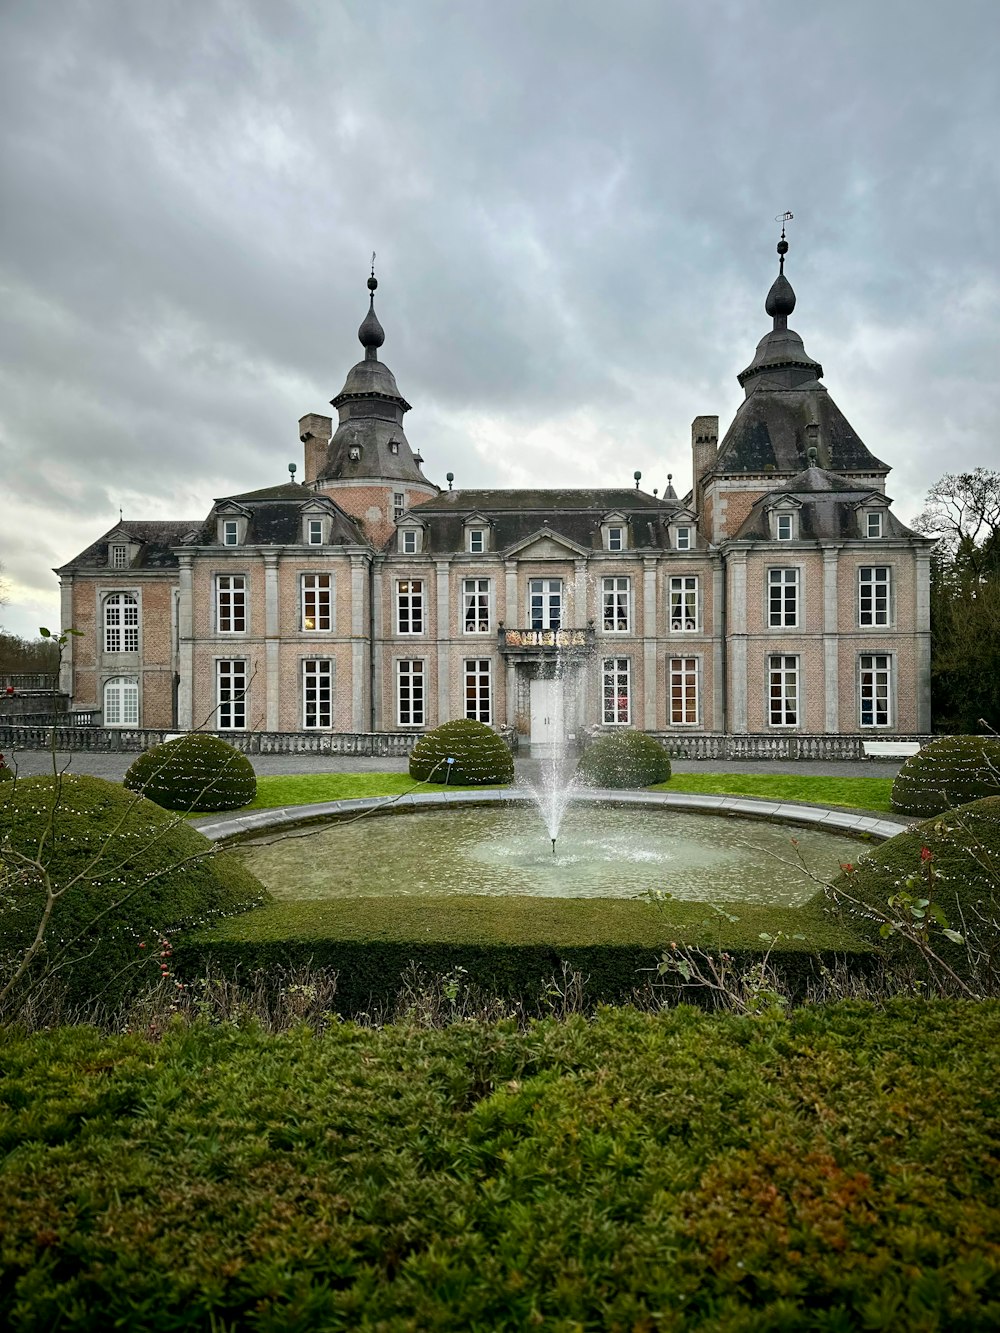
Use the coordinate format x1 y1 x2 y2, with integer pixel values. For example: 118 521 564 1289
530 678 564 745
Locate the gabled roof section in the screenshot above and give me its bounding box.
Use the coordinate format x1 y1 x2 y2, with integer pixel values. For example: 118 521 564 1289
732 472 933 544
503 527 592 559
192 482 366 547
56 520 200 573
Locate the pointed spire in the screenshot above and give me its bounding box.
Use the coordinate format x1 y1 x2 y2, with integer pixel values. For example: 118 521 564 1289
358 253 385 359
765 212 796 330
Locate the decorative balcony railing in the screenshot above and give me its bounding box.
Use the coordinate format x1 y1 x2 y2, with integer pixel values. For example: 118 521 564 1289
497 625 596 657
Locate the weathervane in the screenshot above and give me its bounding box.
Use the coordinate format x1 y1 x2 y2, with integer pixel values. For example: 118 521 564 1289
775 211 794 272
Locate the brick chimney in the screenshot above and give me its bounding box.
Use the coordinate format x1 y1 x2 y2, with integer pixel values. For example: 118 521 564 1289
299 413 333 484
691 415 719 517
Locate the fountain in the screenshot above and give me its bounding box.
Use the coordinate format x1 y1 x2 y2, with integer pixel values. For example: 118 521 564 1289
517 648 586 855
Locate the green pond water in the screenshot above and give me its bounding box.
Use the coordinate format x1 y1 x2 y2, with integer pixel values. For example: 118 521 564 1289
236 804 862 908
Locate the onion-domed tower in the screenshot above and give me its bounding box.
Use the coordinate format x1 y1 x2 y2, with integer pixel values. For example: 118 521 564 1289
300 269 438 545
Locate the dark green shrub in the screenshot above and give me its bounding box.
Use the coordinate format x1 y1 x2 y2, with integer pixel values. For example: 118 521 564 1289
409 719 514 785
577 729 671 788
0 774 269 1006
124 733 257 812
891 734 1000 816
0 754 13 782
829 795 1000 983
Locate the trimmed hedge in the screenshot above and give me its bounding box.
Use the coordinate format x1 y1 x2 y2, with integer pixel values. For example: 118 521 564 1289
124 733 257 812
830 795 1000 982
176 893 871 1015
0 774 270 1006
578 728 672 788
1 1001 998 1330
409 719 514 786
891 733 1000 816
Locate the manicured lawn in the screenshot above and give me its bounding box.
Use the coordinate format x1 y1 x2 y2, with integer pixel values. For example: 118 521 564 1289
234 771 894 814
2 1002 998 1330
246 771 499 809
656 771 894 812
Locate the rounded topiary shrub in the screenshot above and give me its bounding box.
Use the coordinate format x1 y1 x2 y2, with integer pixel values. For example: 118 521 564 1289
891 735 1000 816
577 729 671 788
0 774 269 1006
124 733 257 812
829 795 1000 984
0 755 13 782
408 719 515 786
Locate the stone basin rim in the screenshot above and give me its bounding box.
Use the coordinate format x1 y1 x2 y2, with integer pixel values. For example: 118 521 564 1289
193 790 910 848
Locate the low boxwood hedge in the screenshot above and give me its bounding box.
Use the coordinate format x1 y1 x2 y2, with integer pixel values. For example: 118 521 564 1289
830 794 1000 983
578 729 672 787
1 1001 998 1330
409 719 514 786
124 733 257 812
0 774 269 1006
891 734 1000 816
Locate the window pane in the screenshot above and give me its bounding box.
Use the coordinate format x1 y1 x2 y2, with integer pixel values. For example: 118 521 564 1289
464 658 492 724
217 659 247 730
303 659 332 728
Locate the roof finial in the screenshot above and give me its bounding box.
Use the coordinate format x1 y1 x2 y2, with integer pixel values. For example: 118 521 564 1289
775 211 793 274
358 252 385 357
765 212 797 330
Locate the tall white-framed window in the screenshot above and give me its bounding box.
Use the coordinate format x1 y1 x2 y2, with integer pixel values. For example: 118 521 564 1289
602 576 630 632
401 529 419 555
464 658 492 724
859 566 891 626
859 654 893 727
602 657 631 725
222 519 239 547
768 654 799 727
216 575 246 633
103 676 138 727
529 579 562 630
104 593 139 653
397 659 425 726
866 511 884 539
468 528 486 554
110 544 128 569
669 657 699 725
669 576 699 632
776 513 794 541
302 659 332 729
217 659 247 730
463 578 491 634
307 519 324 546
768 568 799 628
607 526 625 552
674 526 692 550
301 573 332 631
393 492 405 522
396 580 424 634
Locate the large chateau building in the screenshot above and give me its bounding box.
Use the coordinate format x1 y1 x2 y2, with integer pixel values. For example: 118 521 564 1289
57 238 933 742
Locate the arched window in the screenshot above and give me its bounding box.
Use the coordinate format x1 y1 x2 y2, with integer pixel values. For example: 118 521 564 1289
104 676 139 727
104 593 139 652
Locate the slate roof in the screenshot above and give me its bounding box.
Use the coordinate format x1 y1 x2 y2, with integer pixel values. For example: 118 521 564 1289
56 521 202 573
398 488 693 555
733 467 931 543
195 483 365 547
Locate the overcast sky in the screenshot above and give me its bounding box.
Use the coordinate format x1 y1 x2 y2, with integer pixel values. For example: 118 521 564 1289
2 0 998 639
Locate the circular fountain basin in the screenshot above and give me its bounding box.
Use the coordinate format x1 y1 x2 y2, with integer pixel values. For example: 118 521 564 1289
234 803 864 909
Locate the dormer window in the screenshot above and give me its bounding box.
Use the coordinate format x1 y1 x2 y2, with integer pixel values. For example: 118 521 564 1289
468 528 486 554
400 527 422 555
674 526 692 551
389 440 400 455
393 492 406 521
348 446 361 462
307 518 324 546
607 526 624 552
110 544 128 569
776 514 794 541
866 511 883 539
222 520 239 547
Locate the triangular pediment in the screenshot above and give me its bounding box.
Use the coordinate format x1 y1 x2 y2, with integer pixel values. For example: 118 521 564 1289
215 500 251 518
505 527 591 560
463 510 492 527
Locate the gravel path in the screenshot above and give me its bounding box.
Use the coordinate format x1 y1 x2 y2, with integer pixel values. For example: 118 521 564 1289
3 749 903 782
